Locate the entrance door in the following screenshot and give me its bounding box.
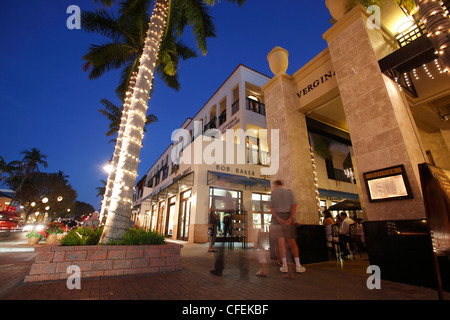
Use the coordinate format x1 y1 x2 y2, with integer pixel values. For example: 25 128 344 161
178 190 191 240
150 204 157 231
156 201 165 235
165 196 176 237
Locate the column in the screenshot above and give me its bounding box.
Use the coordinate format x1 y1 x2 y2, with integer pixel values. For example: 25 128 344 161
323 6 428 221
262 49 320 225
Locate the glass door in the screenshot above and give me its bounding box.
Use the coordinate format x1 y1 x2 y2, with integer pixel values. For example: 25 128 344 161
150 203 158 231
157 201 165 235
178 190 192 240
252 193 271 232
165 196 176 237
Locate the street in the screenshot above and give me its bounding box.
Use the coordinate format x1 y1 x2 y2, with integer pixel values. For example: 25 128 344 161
0 231 28 244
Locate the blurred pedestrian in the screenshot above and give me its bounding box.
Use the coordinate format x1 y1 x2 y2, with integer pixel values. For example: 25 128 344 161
210 189 235 276
208 205 219 252
91 211 100 229
255 229 267 277
270 180 306 276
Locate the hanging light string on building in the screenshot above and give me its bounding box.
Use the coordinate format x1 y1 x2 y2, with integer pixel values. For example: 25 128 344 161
418 0 450 73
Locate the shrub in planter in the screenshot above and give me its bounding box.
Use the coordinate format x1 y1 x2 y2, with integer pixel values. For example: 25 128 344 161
61 227 104 246
26 230 45 239
108 228 166 246
45 222 64 235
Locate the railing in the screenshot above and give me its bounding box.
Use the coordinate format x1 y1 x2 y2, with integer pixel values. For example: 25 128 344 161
232 99 239 115
204 117 216 132
246 98 265 116
162 165 169 181
204 116 217 131
219 109 227 126
396 20 426 47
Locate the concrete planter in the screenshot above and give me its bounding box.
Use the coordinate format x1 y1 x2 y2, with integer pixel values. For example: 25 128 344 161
24 243 183 283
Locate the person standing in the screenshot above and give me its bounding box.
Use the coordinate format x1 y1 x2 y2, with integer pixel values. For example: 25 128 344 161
339 211 355 256
270 180 306 274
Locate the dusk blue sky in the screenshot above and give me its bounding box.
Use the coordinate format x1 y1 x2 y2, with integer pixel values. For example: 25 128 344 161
0 0 332 211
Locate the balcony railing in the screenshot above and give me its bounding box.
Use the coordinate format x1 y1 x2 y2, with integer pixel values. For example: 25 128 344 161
246 98 265 116
162 165 169 181
232 99 239 115
219 109 227 126
204 116 217 132
396 20 426 47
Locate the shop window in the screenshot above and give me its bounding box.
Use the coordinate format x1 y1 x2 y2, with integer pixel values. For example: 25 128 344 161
310 132 354 184
252 193 271 232
209 187 242 237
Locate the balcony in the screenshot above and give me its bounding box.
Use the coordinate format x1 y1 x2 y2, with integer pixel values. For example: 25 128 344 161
232 99 239 115
246 98 265 116
219 109 227 126
204 116 217 132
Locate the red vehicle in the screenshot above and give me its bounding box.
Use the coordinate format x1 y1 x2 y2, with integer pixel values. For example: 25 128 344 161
0 211 22 231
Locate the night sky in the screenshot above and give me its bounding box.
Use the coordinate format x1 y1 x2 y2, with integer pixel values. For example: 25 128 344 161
0 0 331 211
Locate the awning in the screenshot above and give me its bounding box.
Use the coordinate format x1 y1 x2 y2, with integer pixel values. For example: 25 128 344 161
318 188 359 201
208 171 258 186
250 177 271 189
137 171 194 204
328 199 362 211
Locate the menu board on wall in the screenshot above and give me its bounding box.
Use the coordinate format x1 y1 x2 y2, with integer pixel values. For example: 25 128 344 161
363 165 414 203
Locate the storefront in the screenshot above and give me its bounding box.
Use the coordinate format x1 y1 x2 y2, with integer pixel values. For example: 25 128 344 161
261 1 450 288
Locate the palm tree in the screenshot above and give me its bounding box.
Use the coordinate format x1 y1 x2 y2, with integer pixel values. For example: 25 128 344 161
93 0 246 243
98 98 158 144
82 0 198 230
96 180 107 198
20 148 48 176
7 148 48 212
0 156 21 184
82 0 197 100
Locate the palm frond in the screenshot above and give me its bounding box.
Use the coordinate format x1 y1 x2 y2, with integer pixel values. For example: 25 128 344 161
83 42 137 79
81 9 125 42
183 0 217 55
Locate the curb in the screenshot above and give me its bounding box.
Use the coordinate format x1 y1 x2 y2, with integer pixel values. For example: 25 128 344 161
0 247 35 253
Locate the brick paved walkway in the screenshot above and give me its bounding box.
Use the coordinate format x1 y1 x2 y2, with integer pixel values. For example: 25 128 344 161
0 241 445 301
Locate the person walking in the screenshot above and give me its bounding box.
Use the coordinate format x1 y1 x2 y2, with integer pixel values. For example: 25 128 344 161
270 180 306 275
208 205 219 252
210 190 235 276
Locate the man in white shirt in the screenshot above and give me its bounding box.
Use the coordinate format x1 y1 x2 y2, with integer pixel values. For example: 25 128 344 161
339 211 355 256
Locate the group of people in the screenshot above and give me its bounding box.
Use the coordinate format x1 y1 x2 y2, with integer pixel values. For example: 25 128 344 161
207 180 306 278
323 209 365 258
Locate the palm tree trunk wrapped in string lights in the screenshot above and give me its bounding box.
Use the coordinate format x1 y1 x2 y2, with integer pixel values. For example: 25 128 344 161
99 73 137 225
100 0 169 243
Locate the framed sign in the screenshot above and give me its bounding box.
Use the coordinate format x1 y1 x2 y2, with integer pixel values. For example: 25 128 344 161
363 165 414 203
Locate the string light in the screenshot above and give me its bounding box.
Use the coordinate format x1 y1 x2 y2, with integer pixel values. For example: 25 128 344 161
103 0 170 231
417 0 450 74
309 146 322 221
423 63 435 79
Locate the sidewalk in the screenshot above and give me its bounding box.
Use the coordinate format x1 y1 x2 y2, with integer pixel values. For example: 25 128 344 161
0 241 446 300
